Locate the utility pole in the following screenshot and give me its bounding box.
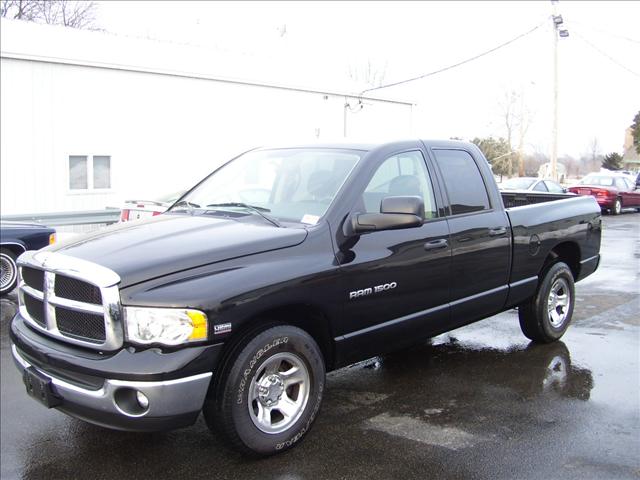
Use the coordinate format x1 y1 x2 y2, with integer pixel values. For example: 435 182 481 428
550 1 569 181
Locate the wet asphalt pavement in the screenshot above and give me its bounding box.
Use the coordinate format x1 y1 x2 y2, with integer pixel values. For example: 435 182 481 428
1 214 638 480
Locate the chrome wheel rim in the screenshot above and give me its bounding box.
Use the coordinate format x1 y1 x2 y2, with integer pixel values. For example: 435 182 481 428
547 278 570 328
0 253 17 292
615 199 621 214
248 352 310 434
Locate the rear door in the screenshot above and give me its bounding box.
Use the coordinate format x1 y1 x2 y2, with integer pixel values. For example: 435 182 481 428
430 148 512 326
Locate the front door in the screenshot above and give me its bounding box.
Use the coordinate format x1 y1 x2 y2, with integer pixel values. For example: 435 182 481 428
334 149 451 365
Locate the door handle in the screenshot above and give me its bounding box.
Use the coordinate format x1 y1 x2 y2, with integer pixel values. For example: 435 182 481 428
424 239 448 251
489 227 507 237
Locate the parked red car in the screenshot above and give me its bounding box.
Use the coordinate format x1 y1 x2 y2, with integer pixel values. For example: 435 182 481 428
567 173 640 215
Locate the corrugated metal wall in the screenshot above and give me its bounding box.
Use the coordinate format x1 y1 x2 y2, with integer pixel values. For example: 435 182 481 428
1 55 412 215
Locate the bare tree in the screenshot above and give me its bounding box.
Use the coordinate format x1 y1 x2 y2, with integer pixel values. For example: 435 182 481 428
587 137 602 172
348 59 388 90
579 137 602 175
1 0 98 29
589 137 600 166
498 88 533 177
515 95 532 177
1 0 40 20
498 90 517 176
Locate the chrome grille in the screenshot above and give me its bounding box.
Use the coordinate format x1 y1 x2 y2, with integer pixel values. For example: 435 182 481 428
23 294 46 327
56 307 106 343
17 251 123 351
22 267 44 291
55 275 102 304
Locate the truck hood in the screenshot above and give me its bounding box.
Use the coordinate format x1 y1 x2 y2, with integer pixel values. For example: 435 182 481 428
50 214 308 287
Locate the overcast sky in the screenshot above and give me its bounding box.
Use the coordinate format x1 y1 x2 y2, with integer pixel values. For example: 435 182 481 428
95 1 640 159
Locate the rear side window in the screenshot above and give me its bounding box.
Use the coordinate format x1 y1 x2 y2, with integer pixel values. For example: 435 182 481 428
545 181 564 193
614 178 629 190
432 149 490 215
533 181 548 192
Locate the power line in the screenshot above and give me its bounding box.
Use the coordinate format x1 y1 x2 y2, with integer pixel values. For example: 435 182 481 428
570 20 640 45
360 21 546 95
573 30 640 78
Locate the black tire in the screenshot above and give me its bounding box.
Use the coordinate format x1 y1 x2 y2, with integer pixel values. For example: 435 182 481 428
612 197 622 215
519 262 575 343
0 248 18 296
204 325 325 456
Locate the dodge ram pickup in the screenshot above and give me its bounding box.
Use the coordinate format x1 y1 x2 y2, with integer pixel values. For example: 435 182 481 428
10 140 601 456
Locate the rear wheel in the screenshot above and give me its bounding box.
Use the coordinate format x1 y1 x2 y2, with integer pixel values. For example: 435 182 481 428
0 248 18 296
204 325 325 456
612 197 622 215
519 262 575 343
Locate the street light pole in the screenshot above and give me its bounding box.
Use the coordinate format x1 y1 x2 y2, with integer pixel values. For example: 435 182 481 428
551 13 559 181
550 1 569 182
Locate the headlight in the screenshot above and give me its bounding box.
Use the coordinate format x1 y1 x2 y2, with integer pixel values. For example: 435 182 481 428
124 307 208 346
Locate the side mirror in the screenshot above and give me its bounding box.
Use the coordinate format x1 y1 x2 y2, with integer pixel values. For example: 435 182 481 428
352 196 424 234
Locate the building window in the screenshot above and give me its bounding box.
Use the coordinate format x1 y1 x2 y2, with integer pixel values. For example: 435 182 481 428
69 155 111 191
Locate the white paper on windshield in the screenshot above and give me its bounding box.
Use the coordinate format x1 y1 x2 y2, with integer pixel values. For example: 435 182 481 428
301 214 320 225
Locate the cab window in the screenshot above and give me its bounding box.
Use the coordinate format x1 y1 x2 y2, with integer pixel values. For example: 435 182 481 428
432 149 490 215
362 151 437 219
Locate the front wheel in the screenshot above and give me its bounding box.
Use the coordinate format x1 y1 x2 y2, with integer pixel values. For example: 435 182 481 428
0 248 18 296
519 262 575 343
204 325 325 456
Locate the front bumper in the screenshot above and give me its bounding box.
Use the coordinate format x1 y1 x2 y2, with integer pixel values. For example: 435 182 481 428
10 313 222 432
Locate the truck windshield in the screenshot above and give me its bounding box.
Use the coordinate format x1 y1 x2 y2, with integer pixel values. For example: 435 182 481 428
170 148 363 224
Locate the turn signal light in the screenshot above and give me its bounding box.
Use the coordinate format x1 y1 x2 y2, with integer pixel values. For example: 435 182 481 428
187 310 208 341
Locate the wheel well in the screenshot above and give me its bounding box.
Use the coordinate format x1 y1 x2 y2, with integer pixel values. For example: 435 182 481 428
224 304 335 371
543 242 580 279
0 243 26 258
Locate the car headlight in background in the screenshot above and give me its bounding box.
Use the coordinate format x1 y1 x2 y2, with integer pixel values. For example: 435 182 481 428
49 233 56 244
124 307 208 346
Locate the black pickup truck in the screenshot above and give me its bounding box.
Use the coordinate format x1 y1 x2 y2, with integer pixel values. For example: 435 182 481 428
10 140 601 456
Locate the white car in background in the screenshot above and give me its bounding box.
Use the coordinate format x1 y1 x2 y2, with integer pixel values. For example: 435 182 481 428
500 177 569 194
120 190 184 222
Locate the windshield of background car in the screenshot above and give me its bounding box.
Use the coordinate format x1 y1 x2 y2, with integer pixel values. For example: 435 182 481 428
156 190 185 204
579 175 615 186
501 178 535 189
173 148 363 224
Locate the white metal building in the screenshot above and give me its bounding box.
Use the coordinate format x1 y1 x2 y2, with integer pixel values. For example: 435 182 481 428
0 20 414 215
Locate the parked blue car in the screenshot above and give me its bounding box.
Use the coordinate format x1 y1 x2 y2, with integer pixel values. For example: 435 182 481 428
0 221 56 295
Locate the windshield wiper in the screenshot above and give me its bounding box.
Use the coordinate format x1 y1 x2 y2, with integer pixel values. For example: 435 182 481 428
206 202 282 227
171 200 200 214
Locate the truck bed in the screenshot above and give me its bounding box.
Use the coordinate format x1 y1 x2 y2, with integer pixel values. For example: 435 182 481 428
503 194 601 308
501 191 575 209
